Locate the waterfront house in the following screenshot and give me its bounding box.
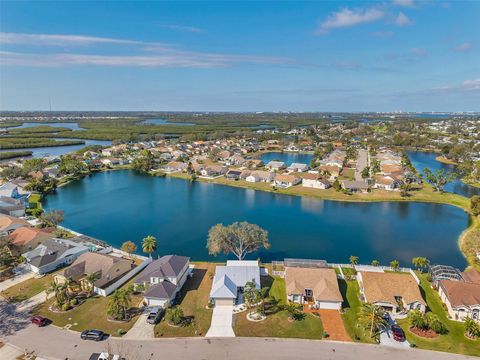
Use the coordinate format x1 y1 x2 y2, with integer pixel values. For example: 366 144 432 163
318 165 341 179
134 255 190 307
0 182 30 204
210 260 260 306
288 163 309 173
164 161 187 173
341 180 369 193
274 174 301 188
245 170 274 183
285 267 343 310
357 271 426 316
302 174 331 189
22 238 89 275
200 165 227 177
247 159 264 169
225 169 242 180
266 160 286 171
55 252 134 296
373 175 404 191
438 279 480 322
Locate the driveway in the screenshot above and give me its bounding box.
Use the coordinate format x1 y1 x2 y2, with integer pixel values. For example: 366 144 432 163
380 316 410 349
318 309 351 342
0 269 35 293
122 313 154 339
206 305 235 337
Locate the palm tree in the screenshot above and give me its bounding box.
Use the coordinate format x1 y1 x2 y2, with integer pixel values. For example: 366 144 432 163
358 303 387 338
142 235 157 259
371 260 380 267
349 255 359 266
82 272 100 295
390 260 400 271
46 281 67 306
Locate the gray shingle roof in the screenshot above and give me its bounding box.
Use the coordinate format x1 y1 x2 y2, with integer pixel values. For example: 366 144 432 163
144 280 178 299
135 255 189 284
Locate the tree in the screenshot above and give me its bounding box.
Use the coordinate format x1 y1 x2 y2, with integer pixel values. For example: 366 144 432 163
423 168 457 193
39 209 64 228
361 166 370 179
107 286 133 320
349 255 359 266
371 260 380 267
166 306 184 326
82 272 100 295
121 241 137 259
471 195 480 216
283 302 304 321
408 309 426 329
132 150 155 173
411 257 429 272
390 260 400 271
243 281 261 315
46 281 67 308
142 235 157 259
400 183 413 197
465 317 480 339
207 222 270 260
358 303 387 338
332 179 341 192
59 155 87 177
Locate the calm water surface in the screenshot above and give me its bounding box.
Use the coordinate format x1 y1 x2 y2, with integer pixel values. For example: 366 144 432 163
407 151 480 197
141 118 195 126
260 152 313 166
44 170 468 267
10 122 85 131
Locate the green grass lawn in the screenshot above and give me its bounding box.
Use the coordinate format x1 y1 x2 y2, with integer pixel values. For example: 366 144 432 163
154 263 214 337
1 272 58 302
338 279 376 344
397 273 480 357
234 276 324 339
32 279 144 336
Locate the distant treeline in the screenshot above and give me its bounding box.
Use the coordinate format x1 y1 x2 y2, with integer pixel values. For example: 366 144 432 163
0 150 33 159
0 138 85 150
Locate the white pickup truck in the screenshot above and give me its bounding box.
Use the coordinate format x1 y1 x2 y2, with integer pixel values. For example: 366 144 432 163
89 352 124 360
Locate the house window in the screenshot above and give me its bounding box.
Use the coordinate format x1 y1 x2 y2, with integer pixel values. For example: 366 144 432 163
473 309 479 320
305 289 313 297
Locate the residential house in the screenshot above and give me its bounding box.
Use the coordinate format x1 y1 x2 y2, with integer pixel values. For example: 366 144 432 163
302 174 331 189
210 260 260 306
0 197 26 217
245 170 274 183
225 169 242 180
227 155 246 166
22 238 89 274
0 214 30 235
55 252 134 296
274 174 301 188
357 271 426 316
438 280 480 322
265 161 286 171
200 165 227 177
318 165 341 179
134 255 190 307
374 175 404 191
248 159 264 169
285 267 343 310
288 163 309 173
0 182 30 205
341 180 369 193
8 227 54 254
164 161 187 173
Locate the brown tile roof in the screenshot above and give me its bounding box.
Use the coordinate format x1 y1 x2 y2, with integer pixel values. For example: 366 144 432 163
359 271 425 306
285 267 343 302
461 269 480 285
439 280 480 308
9 227 53 247
275 174 299 183
0 215 30 232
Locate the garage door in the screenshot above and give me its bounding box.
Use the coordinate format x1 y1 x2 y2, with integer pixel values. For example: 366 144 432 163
318 301 342 310
147 298 167 307
215 298 234 306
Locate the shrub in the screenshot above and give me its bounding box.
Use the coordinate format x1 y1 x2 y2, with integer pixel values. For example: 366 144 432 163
116 329 126 336
69 298 78 306
471 195 480 216
425 313 448 334
166 306 184 326
61 303 70 311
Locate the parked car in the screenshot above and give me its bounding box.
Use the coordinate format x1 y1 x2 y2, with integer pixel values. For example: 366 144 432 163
30 315 48 327
146 307 164 324
81 329 105 341
89 353 123 360
391 325 405 342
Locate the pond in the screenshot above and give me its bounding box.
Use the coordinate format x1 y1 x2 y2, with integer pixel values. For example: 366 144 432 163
260 152 313 166
9 122 85 131
44 170 469 267
407 151 480 198
141 118 196 126
0 139 112 158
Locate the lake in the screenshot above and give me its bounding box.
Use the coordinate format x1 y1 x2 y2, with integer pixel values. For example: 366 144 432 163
407 151 480 198
260 152 313 166
44 170 469 267
0 139 112 158
141 118 195 126
9 122 85 131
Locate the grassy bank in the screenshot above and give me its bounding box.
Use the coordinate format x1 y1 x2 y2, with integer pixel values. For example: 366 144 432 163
435 156 458 165
459 215 480 270
0 151 33 160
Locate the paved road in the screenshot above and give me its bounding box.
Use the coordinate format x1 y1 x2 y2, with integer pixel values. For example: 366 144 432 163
1 299 476 360
355 149 369 181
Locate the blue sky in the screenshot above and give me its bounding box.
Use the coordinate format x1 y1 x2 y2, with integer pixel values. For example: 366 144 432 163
0 1 479 112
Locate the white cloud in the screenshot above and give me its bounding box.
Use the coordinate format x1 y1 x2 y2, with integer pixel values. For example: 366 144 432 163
0 50 294 68
316 7 385 34
453 42 473 52
394 12 413 26
393 0 414 7
433 79 480 93
0 32 146 46
159 24 205 33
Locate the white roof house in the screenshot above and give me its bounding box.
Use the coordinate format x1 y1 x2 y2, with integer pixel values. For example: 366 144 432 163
209 260 260 306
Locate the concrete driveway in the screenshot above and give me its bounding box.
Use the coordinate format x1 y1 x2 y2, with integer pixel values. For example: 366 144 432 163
206 305 235 337
0 269 35 293
122 313 154 339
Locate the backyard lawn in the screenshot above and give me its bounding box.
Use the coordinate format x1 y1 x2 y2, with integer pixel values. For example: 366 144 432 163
397 273 480 357
339 279 376 344
32 279 144 336
1 271 59 302
154 262 214 337
234 276 324 339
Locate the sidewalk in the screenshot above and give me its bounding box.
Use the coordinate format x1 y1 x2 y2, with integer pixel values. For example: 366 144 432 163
16 291 53 312
0 270 35 293
0 343 23 360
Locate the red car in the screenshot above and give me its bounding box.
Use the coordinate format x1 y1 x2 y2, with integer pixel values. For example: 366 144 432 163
31 316 48 327
391 325 405 342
